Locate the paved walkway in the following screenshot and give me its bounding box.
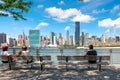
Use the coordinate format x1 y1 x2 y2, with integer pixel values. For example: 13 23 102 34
0 64 120 80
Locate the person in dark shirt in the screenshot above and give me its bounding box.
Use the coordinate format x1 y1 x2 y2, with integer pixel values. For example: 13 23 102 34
84 45 97 68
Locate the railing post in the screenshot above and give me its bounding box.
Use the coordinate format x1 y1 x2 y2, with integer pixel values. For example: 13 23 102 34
66 56 69 71
36 48 39 60
98 56 102 71
8 56 13 70
60 48 63 61
13 48 16 54
40 56 43 71
109 49 112 64
84 49 88 54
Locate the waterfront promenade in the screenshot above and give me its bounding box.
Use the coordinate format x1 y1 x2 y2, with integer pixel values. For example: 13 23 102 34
0 48 120 80
0 64 120 80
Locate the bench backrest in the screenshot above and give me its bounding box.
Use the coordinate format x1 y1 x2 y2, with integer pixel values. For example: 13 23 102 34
57 55 111 62
41 55 51 60
16 55 51 62
0 55 9 61
88 55 97 61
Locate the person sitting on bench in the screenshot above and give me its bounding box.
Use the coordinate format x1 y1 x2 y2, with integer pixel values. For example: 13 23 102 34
13 46 32 63
84 44 97 68
0 44 13 63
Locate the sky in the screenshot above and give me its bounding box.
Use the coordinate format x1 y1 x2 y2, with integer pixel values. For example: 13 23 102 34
0 0 120 38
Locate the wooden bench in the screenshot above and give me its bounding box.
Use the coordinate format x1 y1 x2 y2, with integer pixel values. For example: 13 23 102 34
57 55 111 71
37 55 53 70
0 55 14 70
0 55 52 70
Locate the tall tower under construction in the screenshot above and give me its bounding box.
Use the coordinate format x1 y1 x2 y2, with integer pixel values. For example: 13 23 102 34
114 24 116 42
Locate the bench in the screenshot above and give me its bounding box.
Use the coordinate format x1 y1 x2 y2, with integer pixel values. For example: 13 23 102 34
0 55 14 70
37 55 53 70
0 55 52 70
57 55 111 71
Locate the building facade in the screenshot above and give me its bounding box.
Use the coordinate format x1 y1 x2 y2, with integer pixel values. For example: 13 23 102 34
50 32 55 45
66 30 69 45
75 22 80 45
0 33 7 47
29 29 40 47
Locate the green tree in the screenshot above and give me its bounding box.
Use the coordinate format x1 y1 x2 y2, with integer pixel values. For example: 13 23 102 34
0 0 32 20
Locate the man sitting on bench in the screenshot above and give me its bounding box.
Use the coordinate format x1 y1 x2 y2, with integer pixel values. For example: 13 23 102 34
84 44 97 68
13 46 33 63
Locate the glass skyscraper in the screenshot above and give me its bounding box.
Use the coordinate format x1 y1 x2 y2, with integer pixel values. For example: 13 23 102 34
29 29 40 47
50 32 55 45
75 22 80 45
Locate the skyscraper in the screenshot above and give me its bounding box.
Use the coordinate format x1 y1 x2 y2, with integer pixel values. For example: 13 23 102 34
81 32 84 46
0 33 7 46
17 34 23 46
66 30 69 45
69 35 73 45
84 33 89 46
22 31 26 45
58 33 62 39
29 29 40 47
50 32 55 45
75 22 80 45
114 24 116 42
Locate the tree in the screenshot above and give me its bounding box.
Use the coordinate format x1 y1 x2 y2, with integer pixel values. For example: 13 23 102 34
0 0 32 20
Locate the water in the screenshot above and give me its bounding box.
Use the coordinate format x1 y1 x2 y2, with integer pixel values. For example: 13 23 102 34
0 48 120 64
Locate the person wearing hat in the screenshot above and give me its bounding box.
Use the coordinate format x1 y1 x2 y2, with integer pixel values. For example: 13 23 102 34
1 45 12 63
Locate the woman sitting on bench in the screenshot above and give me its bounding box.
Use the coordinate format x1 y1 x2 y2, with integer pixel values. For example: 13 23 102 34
0 44 13 63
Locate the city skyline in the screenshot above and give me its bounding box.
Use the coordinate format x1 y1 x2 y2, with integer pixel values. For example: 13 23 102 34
0 0 120 38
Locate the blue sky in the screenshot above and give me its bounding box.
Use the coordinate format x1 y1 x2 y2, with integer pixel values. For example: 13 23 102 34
0 0 120 38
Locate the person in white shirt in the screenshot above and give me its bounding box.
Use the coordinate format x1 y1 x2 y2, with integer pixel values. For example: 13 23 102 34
13 46 32 63
1 45 12 63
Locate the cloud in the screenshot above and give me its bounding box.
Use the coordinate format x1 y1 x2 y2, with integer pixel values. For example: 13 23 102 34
53 18 66 22
45 7 81 19
37 5 44 8
105 29 110 33
98 18 114 27
81 0 90 3
92 8 107 14
80 0 111 11
45 7 94 23
98 18 120 28
36 22 49 29
65 26 70 31
111 5 120 13
113 5 120 10
72 15 95 23
58 1 65 5
37 22 49 27
81 29 88 32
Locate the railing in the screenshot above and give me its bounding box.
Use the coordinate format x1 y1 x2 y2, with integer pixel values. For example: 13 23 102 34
0 48 120 64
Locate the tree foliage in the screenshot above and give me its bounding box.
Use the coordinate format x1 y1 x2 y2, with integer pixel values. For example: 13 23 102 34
0 0 32 20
